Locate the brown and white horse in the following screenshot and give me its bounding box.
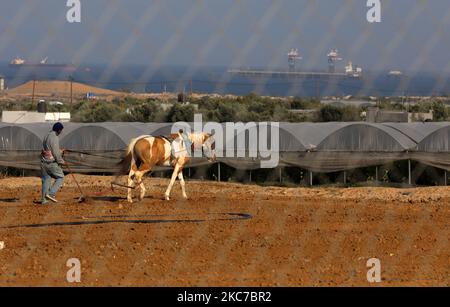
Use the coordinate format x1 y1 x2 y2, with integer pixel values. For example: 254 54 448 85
119 130 215 202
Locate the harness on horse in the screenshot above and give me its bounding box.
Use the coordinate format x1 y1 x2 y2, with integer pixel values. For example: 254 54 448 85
157 133 192 164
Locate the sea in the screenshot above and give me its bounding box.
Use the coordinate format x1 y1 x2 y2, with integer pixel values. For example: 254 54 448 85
1 63 450 98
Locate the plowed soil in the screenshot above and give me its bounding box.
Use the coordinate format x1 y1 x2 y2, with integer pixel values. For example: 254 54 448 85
0 175 448 286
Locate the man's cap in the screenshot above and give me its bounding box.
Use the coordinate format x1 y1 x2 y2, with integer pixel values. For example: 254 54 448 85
52 122 64 132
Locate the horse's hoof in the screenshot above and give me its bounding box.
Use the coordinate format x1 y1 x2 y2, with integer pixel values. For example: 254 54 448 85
165 195 170 201
127 198 133 203
183 195 188 200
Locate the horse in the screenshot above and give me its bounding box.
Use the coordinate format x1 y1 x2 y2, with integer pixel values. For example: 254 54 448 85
119 130 216 202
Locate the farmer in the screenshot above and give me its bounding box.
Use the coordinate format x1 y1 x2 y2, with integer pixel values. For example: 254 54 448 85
40 122 65 204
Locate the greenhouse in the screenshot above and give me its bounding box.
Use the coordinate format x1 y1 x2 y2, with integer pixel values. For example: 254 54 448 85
0 122 449 181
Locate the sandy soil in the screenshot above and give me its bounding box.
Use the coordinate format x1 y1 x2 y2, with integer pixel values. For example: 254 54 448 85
5 80 123 97
0 175 448 286
1 80 237 102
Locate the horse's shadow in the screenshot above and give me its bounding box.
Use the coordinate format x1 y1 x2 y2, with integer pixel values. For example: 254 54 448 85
0 198 20 203
88 196 125 202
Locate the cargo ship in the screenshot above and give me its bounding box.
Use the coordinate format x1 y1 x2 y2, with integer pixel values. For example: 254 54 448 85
9 57 76 72
228 48 363 79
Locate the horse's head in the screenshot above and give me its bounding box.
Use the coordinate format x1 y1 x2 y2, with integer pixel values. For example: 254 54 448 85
189 131 216 162
203 132 216 162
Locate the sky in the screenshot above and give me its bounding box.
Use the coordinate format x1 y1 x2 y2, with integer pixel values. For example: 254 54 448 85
0 0 450 72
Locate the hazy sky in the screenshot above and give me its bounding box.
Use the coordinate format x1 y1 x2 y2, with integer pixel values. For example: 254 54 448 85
1 0 450 72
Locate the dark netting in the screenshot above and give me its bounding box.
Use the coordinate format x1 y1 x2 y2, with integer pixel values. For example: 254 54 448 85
0 122 450 173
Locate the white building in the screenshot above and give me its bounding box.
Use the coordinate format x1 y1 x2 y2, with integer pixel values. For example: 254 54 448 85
366 107 434 123
1 111 71 124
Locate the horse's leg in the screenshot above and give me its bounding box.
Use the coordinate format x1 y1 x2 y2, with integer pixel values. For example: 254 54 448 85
137 169 151 201
138 179 146 201
135 162 155 201
127 169 136 203
178 170 188 199
165 163 181 201
127 158 140 203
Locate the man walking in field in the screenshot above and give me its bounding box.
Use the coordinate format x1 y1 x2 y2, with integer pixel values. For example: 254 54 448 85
40 122 65 204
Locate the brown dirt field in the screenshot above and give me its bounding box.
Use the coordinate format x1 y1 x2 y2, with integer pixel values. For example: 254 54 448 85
0 175 448 286
5 80 122 97
0 80 223 103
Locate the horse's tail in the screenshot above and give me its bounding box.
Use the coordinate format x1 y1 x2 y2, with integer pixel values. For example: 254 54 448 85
117 139 135 175
117 135 150 174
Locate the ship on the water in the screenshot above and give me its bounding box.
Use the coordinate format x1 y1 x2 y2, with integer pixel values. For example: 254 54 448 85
388 70 403 76
228 48 363 79
9 57 76 71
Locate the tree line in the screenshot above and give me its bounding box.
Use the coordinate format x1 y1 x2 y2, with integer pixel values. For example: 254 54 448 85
2 93 449 123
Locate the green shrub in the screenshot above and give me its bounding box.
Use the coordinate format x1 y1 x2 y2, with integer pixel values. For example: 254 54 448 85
123 102 165 122
318 105 344 122
432 101 448 121
72 101 124 122
166 103 196 122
